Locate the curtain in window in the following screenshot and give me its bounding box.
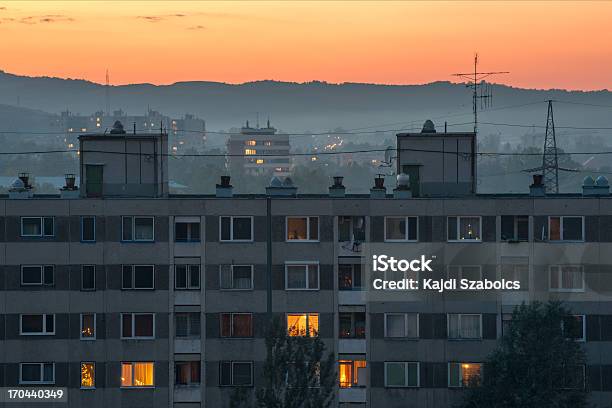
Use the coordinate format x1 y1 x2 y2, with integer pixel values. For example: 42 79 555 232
133 363 153 386
121 364 133 386
233 314 252 337
460 315 480 338
386 315 405 337
233 266 252 289
562 267 583 289
287 266 307 289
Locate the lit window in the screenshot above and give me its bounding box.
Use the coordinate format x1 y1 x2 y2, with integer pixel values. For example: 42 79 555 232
175 361 200 386
219 265 253 290
447 216 481 241
562 315 586 341
81 362 95 389
448 314 482 339
121 313 155 339
81 216 96 242
384 313 418 338
20 363 55 384
122 265 154 289
20 314 55 335
121 362 154 387
219 361 253 386
384 362 419 387
286 216 319 241
339 360 367 388
448 363 481 387
244 149 257 155
220 216 253 242
285 263 319 290
245 140 256 146
21 265 54 286
220 313 253 338
81 265 96 291
549 216 584 241
175 313 201 338
256 159 265 164
175 265 200 290
287 313 319 337
549 265 584 292
80 313 96 340
122 216 154 242
384 217 418 241
21 217 54 237
338 264 363 291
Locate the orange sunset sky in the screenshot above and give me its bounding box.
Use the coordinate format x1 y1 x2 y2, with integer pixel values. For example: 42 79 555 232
0 1 610 90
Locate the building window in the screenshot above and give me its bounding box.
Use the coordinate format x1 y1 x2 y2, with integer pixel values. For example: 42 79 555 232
449 363 481 387
549 216 584 242
500 264 528 287
220 313 253 338
20 314 55 335
338 216 366 244
220 216 253 242
219 265 254 290
501 313 513 336
562 365 586 389
81 362 95 389
447 216 481 241
384 362 419 387
501 215 528 241
286 216 319 241
122 265 154 289
285 263 319 290
121 362 154 387
448 314 482 339
244 149 257 155
562 315 586 342
447 265 482 281
287 313 319 337
549 265 584 292
175 361 201 386
122 216 154 242
80 313 96 340
384 313 419 338
175 220 200 242
81 216 96 242
219 361 253 386
20 363 55 384
21 265 54 286
121 313 155 339
175 265 200 290
339 312 366 338
384 216 418 242
245 140 256 146
81 265 96 291
339 360 367 388
175 312 201 338
339 264 363 291
21 216 54 237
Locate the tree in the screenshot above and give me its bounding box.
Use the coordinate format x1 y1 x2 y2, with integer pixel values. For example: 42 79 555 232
459 301 587 408
230 316 336 408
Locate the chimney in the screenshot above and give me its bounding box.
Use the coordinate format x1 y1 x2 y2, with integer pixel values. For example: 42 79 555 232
266 176 297 197
18 172 31 189
216 175 233 198
60 173 79 198
529 174 545 197
393 173 412 199
582 175 610 196
329 176 345 198
9 172 33 199
370 174 387 199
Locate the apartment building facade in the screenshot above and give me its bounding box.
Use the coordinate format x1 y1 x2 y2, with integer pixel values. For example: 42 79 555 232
1 123 612 407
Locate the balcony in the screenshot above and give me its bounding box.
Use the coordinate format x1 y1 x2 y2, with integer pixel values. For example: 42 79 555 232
339 387 367 403
338 290 367 305
174 385 201 402
339 311 366 353
339 264 366 305
174 338 201 354
338 216 366 257
339 338 366 354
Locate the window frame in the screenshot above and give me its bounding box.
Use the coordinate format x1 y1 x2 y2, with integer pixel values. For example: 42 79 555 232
80 216 96 242
120 313 156 340
81 264 96 291
20 265 54 286
448 362 482 388
120 362 155 388
384 216 419 242
548 216 585 242
285 261 320 291
80 362 96 389
219 361 254 387
20 314 55 336
175 264 201 290
175 361 201 387
500 215 529 242
175 312 201 338
384 313 419 339
384 361 420 388
220 312 254 338
19 363 55 385
447 313 483 340
121 216 155 242
122 264 155 290
219 216 254 242
285 216 320 242
174 218 201 242
286 313 319 337
20 216 55 238
447 216 482 242
219 264 254 291
549 265 585 293
80 313 96 340
562 314 586 342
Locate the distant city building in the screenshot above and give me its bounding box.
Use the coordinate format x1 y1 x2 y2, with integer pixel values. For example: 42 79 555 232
227 120 290 177
171 113 207 153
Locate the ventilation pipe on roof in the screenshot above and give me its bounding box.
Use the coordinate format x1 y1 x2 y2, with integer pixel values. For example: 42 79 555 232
370 174 387 199
329 176 345 198
529 174 545 197
216 175 233 198
60 173 79 199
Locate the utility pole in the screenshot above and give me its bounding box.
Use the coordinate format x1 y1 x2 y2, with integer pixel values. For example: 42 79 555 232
452 54 509 134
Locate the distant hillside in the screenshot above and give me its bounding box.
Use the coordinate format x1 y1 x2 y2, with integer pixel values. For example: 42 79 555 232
1 70 611 134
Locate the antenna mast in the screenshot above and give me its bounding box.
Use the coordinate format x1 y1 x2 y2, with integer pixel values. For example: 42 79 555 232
542 100 559 193
452 53 509 134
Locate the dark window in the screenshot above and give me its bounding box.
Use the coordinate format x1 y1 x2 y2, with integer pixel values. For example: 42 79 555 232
81 216 96 242
339 264 363 290
175 265 200 289
219 265 253 290
562 365 586 389
20 314 54 335
175 221 201 242
549 216 584 241
20 363 54 384
563 315 585 341
220 216 253 241
20 217 55 237
501 215 529 241
175 361 201 386
339 312 366 338
81 265 96 291
219 361 253 386
122 265 154 289
175 313 201 338
21 265 54 286
122 216 154 242
220 313 253 338
121 313 154 339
